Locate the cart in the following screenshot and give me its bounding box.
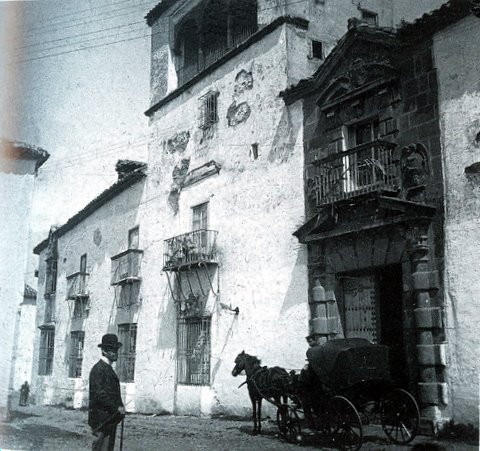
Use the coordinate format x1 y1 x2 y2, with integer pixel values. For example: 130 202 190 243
276 338 420 450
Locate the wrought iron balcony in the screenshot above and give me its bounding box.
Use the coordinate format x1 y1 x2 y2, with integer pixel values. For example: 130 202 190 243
309 140 399 207
163 229 218 271
111 249 143 285
66 272 89 299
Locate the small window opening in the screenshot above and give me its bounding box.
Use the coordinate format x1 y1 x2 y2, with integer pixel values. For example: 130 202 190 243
128 226 139 250
311 40 324 60
361 9 378 26
198 91 219 130
250 143 259 160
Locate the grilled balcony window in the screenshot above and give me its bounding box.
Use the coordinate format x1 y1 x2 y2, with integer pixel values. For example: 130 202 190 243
38 328 55 375
163 229 218 270
177 316 211 386
111 249 143 285
117 323 137 383
309 140 398 206
66 272 89 299
68 331 84 378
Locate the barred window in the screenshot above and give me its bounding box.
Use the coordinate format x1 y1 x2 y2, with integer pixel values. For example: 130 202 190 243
38 328 55 375
177 317 211 386
198 91 219 130
69 331 85 378
117 323 137 382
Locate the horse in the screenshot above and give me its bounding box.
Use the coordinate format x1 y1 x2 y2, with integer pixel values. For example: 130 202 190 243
232 351 291 434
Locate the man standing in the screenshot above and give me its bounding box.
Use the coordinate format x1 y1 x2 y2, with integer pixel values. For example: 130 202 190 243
89 334 125 451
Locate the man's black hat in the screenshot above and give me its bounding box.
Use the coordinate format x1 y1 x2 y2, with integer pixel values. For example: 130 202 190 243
98 334 122 349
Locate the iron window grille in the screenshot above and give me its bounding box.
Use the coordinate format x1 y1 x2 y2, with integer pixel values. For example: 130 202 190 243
177 316 211 386
198 91 219 130
38 328 55 375
117 323 137 382
68 331 85 378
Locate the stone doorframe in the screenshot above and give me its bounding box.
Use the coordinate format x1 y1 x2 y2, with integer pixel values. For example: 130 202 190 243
306 218 447 429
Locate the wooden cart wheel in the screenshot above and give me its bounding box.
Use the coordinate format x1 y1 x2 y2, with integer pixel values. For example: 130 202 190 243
277 404 302 443
327 395 363 451
381 388 420 445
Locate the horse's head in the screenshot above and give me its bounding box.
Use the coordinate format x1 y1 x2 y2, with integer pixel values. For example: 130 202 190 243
232 351 260 377
232 351 246 377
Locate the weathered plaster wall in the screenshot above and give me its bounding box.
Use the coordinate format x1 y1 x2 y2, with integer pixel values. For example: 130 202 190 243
142 22 309 416
0 160 37 419
434 15 480 426
32 181 146 410
12 298 37 391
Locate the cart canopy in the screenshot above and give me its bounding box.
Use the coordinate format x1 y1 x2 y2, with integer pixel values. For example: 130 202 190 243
306 338 390 388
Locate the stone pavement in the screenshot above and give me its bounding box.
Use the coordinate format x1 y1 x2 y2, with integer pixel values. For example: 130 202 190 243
0 405 477 451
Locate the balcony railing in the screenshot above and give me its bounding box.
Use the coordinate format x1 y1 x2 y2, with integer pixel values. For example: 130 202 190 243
177 23 258 87
66 272 89 299
163 229 218 270
111 249 143 285
309 140 399 206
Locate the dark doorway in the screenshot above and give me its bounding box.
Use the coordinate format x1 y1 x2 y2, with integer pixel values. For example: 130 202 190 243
377 264 408 387
338 264 408 387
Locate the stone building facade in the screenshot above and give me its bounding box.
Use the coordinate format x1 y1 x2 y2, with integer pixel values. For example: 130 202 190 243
282 1 479 429
0 139 49 419
31 0 456 419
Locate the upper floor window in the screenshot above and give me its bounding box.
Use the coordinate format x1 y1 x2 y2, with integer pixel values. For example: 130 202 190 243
311 40 324 60
192 202 208 231
347 118 380 149
45 257 58 295
128 226 139 250
360 9 378 26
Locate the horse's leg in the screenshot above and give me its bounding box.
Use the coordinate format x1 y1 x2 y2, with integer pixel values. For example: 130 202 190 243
251 397 257 432
257 398 262 433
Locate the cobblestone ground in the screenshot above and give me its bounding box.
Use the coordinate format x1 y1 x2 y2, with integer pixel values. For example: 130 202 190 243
0 405 477 451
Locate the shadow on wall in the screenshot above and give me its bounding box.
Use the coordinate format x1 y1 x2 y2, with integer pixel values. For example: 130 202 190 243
155 279 177 350
210 313 240 384
280 247 308 316
268 105 301 163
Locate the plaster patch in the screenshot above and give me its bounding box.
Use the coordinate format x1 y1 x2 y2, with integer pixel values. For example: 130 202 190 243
226 101 251 127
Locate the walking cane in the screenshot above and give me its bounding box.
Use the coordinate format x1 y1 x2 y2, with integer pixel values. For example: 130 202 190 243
119 417 124 451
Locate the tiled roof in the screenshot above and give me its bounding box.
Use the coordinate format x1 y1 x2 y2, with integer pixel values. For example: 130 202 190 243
33 163 147 255
0 139 50 170
398 0 479 39
145 0 178 26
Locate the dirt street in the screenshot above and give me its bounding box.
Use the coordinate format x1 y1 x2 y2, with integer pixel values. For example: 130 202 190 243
0 405 476 451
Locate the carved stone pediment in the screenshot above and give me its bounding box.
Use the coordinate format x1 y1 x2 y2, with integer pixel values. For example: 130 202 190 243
317 56 397 108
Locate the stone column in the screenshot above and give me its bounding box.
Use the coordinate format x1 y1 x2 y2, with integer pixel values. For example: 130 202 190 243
408 225 447 430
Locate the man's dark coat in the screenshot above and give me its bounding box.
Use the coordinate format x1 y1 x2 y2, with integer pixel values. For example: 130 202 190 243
88 359 124 431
